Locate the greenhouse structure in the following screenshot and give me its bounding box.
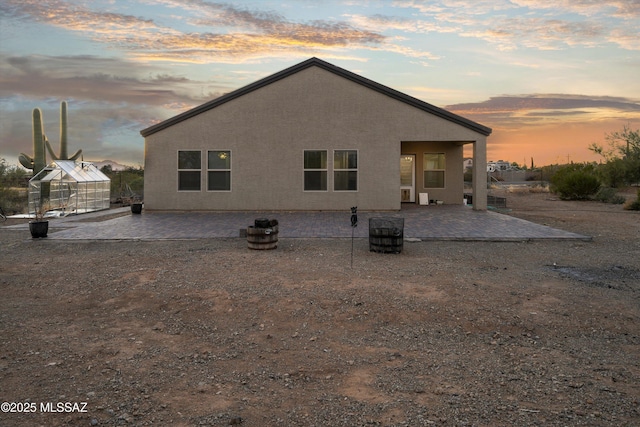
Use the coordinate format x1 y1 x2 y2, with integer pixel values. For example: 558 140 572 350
28 160 110 217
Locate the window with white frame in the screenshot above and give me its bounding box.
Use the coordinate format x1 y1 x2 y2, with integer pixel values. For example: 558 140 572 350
207 150 231 191
178 150 201 191
423 153 445 188
334 150 358 191
304 150 327 191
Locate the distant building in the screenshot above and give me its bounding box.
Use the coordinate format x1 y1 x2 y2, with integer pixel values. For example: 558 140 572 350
463 158 473 170
487 160 512 172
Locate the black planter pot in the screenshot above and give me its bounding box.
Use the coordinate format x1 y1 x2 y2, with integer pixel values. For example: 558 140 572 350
131 203 143 214
29 220 49 238
254 218 270 228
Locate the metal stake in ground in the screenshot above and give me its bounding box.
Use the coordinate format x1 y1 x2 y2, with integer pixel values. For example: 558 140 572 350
350 206 358 268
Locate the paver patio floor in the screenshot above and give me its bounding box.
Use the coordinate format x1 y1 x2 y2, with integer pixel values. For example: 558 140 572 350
7 205 590 241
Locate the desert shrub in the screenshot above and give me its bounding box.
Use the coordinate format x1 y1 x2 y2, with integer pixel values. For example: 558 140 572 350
594 187 626 204
550 163 601 200
505 185 529 194
0 159 29 214
102 166 145 200
624 188 640 211
0 187 27 214
463 169 473 183
598 158 628 188
528 183 550 193
504 184 549 194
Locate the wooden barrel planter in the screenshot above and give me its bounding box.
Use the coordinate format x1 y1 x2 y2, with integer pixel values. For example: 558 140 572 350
369 217 404 254
247 219 278 250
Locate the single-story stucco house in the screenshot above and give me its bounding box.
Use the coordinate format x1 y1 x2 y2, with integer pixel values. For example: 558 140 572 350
140 57 491 211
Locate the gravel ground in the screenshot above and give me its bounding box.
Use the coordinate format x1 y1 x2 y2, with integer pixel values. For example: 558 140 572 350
0 190 639 426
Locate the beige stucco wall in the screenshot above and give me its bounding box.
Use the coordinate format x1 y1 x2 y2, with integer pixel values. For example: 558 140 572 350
144 66 486 211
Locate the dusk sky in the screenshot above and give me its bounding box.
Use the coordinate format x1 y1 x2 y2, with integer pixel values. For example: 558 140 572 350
1 0 639 169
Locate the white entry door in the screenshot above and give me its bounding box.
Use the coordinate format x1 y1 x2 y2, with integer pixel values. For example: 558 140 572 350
400 155 415 203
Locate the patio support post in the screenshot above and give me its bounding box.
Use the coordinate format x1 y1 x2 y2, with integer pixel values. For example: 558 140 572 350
472 138 488 210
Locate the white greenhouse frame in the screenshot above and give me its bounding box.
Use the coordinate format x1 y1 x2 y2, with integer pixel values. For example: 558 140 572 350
28 160 111 217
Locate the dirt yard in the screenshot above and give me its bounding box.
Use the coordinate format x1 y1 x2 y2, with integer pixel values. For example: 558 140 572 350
1 190 639 426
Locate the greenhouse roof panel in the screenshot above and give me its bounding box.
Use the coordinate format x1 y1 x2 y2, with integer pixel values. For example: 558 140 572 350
49 160 110 183
39 168 63 182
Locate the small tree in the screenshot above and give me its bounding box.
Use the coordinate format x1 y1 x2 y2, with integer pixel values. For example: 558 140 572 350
550 163 601 200
590 125 640 187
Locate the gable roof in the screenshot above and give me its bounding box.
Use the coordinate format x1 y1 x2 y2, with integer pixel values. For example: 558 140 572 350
140 57 492 137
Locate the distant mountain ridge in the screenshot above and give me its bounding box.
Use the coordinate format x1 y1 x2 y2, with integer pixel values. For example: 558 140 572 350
91 160 136 171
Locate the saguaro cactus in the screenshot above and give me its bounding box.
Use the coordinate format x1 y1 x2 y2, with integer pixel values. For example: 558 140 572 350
18 108 47 175
18 101 83 175
45 101 82 161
